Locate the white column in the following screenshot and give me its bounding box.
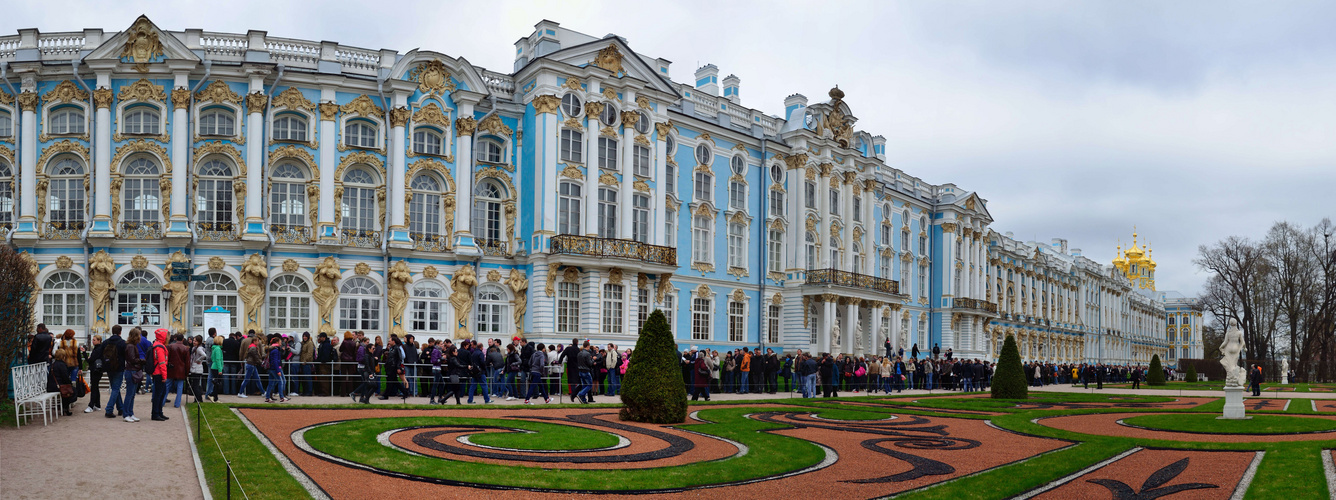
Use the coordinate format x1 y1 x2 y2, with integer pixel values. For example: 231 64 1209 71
819 297 835 354
842 301 858 356
16 92 37 233
169 76 190 233
454 100 477 250
317 88 337 242
387 98 408 244
871 304 886 352
818 167 832 268
242 77 265 236
582 100 600 237
91 83 113 235
652 123 668 246
618 108 633 239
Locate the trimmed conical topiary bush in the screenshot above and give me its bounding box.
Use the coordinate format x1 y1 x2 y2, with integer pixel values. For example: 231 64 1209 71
1184 363 1198 383
619 310 688 423
991 334 1027 399
1147 354 1166 386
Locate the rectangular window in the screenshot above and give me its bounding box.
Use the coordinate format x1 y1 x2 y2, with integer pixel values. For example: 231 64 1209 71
694 172 712 201
768 305 781 344
880 255 891 278
692 215 711 263
603 284 624 334
729 181 746 210
769 189 784 216
692 297 711 340
42 292 86 326
632 194 650 243
636 288 649 334
337 297 380 331
665 209 677 247
598 137 618 170
557 282 580 334
830 189 840 215
663 293 675 331
805 181 816 209
410 300 442 332
666 164 676 195
267 295 310 330
768 230 783 273
597 188 617 238
728 222 746 269
728 301 744 342
881 224 892 247
633 145 651 177
809 303 819 344
919 266 928 298
901 230 910 252
558 182 582 235
561 129 583 163
853 196 862 221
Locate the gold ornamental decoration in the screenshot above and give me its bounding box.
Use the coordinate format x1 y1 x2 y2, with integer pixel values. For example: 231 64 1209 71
655 273 673 303
239 254 268 334
43 81 89 104
562 78 582 91
318 102 340 121
620 110 640 128
244 92 268 114
117 79 167 102
410 59 455 95
88 251 115 333
478 114 512 137
454 116 477 137
271 87 315 111
636 95 651 110
545 263 559 297
92 88 114 109
633 178 649 193
340 95 383 118
423 265 439 279
121 17 165 72
0 90 9 106
387 261 413 337
532 95 560 115
598 171 619 187
654 122 672 138
208 256 225 270
592 44 625 75
389 106 411 128
602 88 617 101
412 103 451 128
195 81 243 104
171 88 190 109
450 266 478 340
282 259 300 272
55 255 73 269
17 92 39 112
313 257 341 336
559 164 583 179
130 254 148 270
354 262 371 276
487 269 502 282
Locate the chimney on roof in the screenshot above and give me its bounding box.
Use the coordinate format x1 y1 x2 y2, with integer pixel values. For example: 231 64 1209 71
1052 238 1068 254
722 74 740 104
695 64 719 96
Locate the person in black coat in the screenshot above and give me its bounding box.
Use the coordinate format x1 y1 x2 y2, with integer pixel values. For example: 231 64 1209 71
885 338 893 358
48 356 75 416
221 333 241 396
28 324 53 365
932 343 940 359
911 343 919 360
819 354 839 398
557 339 581 398
1250 364 1264 396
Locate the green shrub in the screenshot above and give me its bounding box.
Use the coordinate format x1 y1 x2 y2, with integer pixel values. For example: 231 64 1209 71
1184 363 1198 383
990 334 1027 399
619 310 688 423
1147 354 1166 386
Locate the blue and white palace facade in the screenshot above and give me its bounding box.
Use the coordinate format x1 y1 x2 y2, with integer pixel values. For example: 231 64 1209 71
0 17 1178 365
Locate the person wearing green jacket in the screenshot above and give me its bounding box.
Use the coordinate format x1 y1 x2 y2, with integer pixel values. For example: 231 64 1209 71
205 329 224 402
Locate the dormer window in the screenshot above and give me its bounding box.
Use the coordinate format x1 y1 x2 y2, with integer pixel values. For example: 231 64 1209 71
199 108 235 136
345 120 378 149
123 106 161 135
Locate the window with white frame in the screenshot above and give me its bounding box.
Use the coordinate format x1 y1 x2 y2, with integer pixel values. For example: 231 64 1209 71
919 217 928 255
409 174 442 237
692 214 712 263
121 157 160 226
561 93 583 117
728 300 744 342
123 105 161 135
880 254 891 278
830 236 842 269
597 187 617 239
413 128 444 156
662 293 676 329
600 104 618 127
560 129 583 163
918 315 927 347
472 179 505 244
479 138 504 163
340 167 378 232
199 108 235 136
557 281 580 334
805 231 817 270
632 194 649 243
558 181 581 235
273 113 308 142
769 189 784 216
48 158 85 227
728 221 746 268
0 160 12 229
809 302 819 344
730 155 745 175
853 242 864 274
475 284 508 335
42 271 85 327
270 162 306 227
633 144 650 177
691 296 711 340
603 283 624 334
770 164 784 184
918 265 928 298
694 143 712 165
410 281 446 333
665 163 676 194
881 224 892 247
48 107 85 135
901 228 910 253
636 288 649 334
853 195 862 221
634 111 650 134
729 179 746 210
901 316 910 343
694 171 713 202
0 111 12 137
267 274 311 330
344 119 378 149
196 159 233 227
769 229 783 273
665 209 677 247
116 270 161 326
597 136 618 170
830 188 840 215
805 181 816 209
339 276 381 331
192 273 238 329
768 304 781 344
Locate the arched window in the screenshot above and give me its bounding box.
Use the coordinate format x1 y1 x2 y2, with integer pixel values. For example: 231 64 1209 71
560 129 583 163
597 187 617 238
48 107 85 135
475 284 508 335
0 160 13 229
116 270 161 326
411 281 446 334
479 138 504 163
413 127 443 156
409 173 443 237
42 271 85 327
472 179 504 247
599 104 618 127
123 105 161 135
122 157 161 227
830 236 842 269
270 162 307 226
196 159 234 228
339 276 381 331
192 273 238 329
340 167 378 233
560 93 582 117
345 120 377 148
558 181 581 235
268 274 311 330
0 111 11 137
597 136 618 170
48 158 85 227
694 143 711 165
805 231 817 270
199 108 235 136
853 242 864 274
273 114 308 142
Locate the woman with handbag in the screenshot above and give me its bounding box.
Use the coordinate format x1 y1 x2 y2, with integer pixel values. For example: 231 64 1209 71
49 350 77 416
190 336 208 403
122 328 144 422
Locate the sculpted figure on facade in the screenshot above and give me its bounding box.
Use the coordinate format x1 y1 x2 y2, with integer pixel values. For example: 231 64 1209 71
450 266 477 339
164 251 190 332
88 251 115 333
1220 318 1245 387
387 261 413 337
239 254 268 333
505 268 529 338
313 257 341 336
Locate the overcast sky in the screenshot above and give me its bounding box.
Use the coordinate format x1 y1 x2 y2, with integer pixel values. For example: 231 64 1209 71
9 0 1335 295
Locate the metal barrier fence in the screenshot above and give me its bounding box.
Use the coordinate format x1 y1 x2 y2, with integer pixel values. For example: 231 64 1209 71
202 360 576 403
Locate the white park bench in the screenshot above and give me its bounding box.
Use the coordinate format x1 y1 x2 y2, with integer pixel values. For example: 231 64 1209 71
11 363 61 427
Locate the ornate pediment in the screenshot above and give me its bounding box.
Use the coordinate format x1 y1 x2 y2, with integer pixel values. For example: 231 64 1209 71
412 102 451 128
117 79 167 103
42 81 88 104
271 87 315 111
592 44 625 75
85 16 199 69
195 81 243 105
477 114 512 137
407 59 456 95
340 95 384 118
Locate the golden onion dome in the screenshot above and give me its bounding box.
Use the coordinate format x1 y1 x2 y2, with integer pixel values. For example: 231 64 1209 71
1112 243 1127 267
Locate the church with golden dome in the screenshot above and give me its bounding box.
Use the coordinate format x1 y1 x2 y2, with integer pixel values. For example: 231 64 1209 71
1112 229 1204 364
1113 230 1157 291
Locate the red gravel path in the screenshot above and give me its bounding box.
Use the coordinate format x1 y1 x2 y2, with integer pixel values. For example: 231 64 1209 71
1037 412 1336 442
1033 448 1255 499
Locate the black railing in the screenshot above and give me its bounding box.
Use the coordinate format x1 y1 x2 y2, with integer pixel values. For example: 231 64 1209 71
46 221 86 240
120 221 163 239
340 228 382 248
478 238 509 256
804 268 900 294
411 232 450 252
550 234 676 266
270 224 312 244
955 297 998 314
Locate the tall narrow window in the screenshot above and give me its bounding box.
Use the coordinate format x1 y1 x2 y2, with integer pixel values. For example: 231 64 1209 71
632 194 649 243
830 189 840 215
692 215 712 264
196 159 233 228
560 129 583 163
121 157 161 227
810 303 819 344
557 282 580 334
597 188 617 239
410 281 446 334
472 180 505 247
273 114 308 141
475 284 508 335
0 160 12 230
805 232 817 270
692 297 711 340
597 137 618 170
270 163 306 227
662 293 676 330
340 168 378 233
636 288 649 334
268 275 311 330
694 171 712 202
853 242 864 274
603 284 624 334
199 108 235 136
769 229 783 273
805 181 816 209
729 180 746 210
0 111 12 137
919 266 928 298
48 158 86 228
768 305 781 344
665 163 676 194
558 181 582 235
830 236 841 269
409 174 442 237
665 209 677 247
853 195 862 221
633 145 650 177
728 221 746 268
770 189 784 216
729 300 744 342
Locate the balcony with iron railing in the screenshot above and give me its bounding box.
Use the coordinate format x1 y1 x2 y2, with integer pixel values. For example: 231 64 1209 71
804 268 900 295
411 232 450 252
196 221 237 241
955 297 998 314
477 238 509 257
45 221 85 240
340 228 382 249
550 234 676 267
120 221 163 240
270 224 312 244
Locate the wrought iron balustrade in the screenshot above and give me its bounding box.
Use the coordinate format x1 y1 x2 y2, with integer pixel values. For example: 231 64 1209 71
270 224 312 244
804 268 900 295
477 238 509 257
955 297 998 314
411 232 450 252
550 234 676 266
120 221 163 239
340 228 382 248
45 221 85 240
196 221 237 241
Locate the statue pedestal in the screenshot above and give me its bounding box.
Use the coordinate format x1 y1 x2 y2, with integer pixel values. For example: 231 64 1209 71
1220 387 1249 420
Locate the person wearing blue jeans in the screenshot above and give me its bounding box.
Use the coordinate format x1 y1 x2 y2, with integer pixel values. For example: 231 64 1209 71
123 375 141 421
168 376 185 407
467 371 490 403
105 370 125 417
264 344 288 402
575 369 593 403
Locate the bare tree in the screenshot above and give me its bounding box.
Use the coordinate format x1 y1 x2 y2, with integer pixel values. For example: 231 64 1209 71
0 247 37 398
1196 237 1272 362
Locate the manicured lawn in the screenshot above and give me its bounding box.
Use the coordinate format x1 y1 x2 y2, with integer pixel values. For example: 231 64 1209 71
185 402 308 500
459 419 622 450
1123 413 1336 434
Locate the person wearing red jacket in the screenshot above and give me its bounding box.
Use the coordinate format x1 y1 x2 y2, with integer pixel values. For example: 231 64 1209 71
150 328 171 421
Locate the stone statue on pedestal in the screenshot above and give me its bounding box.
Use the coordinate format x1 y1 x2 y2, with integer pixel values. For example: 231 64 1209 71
1220 318 1245 388
1281 359 1290 384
